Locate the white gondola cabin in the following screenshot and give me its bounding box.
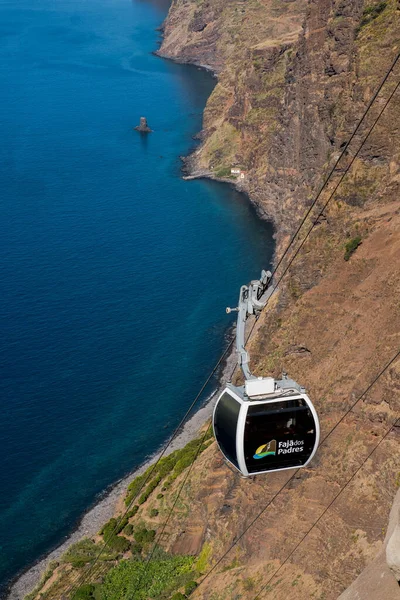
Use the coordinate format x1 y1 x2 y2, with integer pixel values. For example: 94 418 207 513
213 270 320 477
213 377 319 477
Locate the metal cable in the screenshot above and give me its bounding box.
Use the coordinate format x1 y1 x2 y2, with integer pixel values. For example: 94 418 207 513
138 422 213 578
65 47 400 600
252 417 400 599
269 77 400 296
196 347 400 591
270 51 400 278
133 322 256 591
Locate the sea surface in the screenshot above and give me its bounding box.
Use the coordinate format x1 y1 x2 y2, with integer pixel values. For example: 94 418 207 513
0 0 274 593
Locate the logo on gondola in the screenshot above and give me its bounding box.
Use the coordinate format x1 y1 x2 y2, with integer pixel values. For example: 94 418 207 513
253 440 276 459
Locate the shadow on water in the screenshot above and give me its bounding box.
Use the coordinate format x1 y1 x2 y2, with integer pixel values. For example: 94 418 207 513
137 129 150 150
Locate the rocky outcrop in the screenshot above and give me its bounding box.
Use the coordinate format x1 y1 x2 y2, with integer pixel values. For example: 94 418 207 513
159 0 400 241
338 488 400 599
134 116 152 133
387 488 400 583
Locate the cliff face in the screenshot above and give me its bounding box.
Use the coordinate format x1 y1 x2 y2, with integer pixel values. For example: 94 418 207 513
160 0 399 237
156 1 400 598
24 2 400 599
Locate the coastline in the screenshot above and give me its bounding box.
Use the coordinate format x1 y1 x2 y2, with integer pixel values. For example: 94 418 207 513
7 333 238 600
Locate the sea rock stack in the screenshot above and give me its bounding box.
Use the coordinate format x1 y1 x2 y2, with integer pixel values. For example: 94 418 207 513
134 117 152 133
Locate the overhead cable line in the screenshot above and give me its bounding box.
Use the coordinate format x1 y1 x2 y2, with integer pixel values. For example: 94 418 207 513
136 54 400 598
195 346 400 592
133 337 399 598
67 50 400 600
269 75 400 296
138 423 214 582
217 56 400 391
133 322 258 589
251 416 400 600
271 50 400 278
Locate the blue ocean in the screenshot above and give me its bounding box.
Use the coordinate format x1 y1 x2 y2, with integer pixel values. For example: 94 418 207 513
0 0 274 593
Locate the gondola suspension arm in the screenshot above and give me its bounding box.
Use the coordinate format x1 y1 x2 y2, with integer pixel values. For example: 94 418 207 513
226 269 304 396
226 269 272 381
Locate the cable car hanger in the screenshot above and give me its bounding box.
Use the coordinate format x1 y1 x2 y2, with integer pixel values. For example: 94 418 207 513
213 270 320 477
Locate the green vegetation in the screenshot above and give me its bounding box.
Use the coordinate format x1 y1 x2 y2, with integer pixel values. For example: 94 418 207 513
184 580 198 595
344 236 362 261
131 541 143 556
214 166 236 178
170 594 186 600
123 524 134 536
106 535 131 554
203 121 240 174
29 431 214 599
357 2 387 32
291 574 302 587
242 577 256 591
363 2 387 19
99 519 131 554
99 555 195 600
125 430 213 507
62 539 116 568
127 505 139 518
72 584 96 600
134 525 156 545
101 516 128 538
245 106 277 128
196 542 212 573
139 475 164 505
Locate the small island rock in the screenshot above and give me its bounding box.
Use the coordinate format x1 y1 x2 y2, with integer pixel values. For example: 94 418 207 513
134 117 152 133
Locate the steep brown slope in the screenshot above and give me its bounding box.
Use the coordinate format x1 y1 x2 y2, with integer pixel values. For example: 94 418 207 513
160 0 399 237
159 199 400 600
338 488 400 599
154 1 400 598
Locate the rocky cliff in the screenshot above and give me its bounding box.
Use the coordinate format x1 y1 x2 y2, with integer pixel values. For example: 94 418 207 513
23 1 400 599
156 1 400 597
160 0 399 237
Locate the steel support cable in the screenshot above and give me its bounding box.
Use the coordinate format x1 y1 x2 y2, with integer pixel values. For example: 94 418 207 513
134 324 256 590
268 75 400 298
194 347 400 592
65 51 400 600
138 423 213 577
135 66 400 596
63 339 234 599
229 71 400 386
141 322 257 579
270 50 400 279
225 69 400 384
252 416 400 600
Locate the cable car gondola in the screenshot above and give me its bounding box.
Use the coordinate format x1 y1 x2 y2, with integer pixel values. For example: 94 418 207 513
213 270 320 477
